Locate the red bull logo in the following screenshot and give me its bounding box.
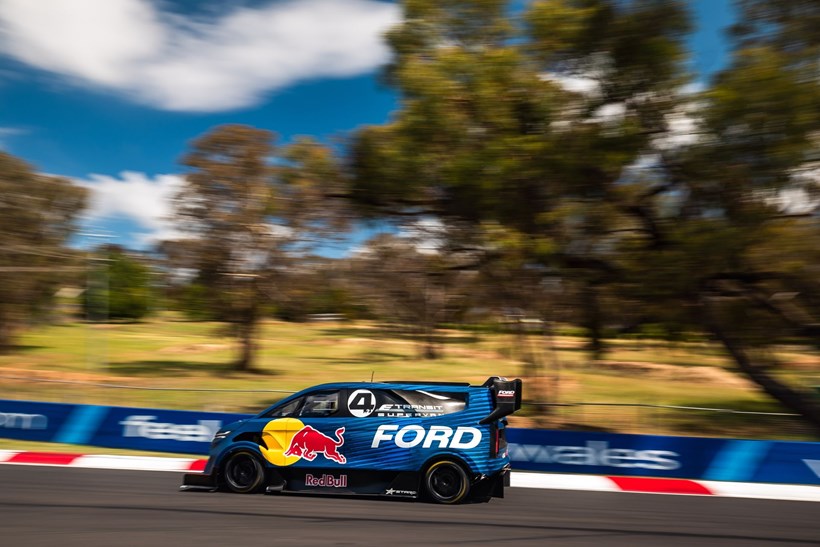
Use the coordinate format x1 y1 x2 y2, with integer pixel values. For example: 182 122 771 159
260 418 346 466
284 425 346 464
305 473 348 487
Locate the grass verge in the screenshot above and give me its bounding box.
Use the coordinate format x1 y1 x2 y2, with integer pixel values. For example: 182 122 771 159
1 317 817 440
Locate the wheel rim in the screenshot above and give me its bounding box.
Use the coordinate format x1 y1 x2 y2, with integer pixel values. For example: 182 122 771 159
427 462 467 503
226 454 261 491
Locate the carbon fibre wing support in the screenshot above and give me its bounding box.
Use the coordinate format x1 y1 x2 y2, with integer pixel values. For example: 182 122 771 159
478 377 523 425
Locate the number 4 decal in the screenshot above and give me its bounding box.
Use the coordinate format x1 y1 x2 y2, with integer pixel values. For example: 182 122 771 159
348 389 377 417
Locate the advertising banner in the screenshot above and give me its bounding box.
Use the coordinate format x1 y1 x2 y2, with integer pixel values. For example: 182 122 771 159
0 400 75 443
0 399 250 455
1 399 818 484
506 428 820 485
87 406 253 454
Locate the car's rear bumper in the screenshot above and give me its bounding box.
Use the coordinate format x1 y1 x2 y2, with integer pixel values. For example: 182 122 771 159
469 464 510 500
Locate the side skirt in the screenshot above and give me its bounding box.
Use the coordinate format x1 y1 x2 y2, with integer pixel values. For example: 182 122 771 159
275 469 420 499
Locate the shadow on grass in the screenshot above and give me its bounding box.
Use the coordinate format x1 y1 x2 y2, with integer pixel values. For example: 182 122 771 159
305 350 408 364
107 359 232 377
677 397 786 413
317 326 481 346
7 345 47 352
646 398 814 439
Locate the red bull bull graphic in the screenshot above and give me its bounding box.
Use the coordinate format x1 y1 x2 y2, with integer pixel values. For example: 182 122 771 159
285 425 346 464
259 418 346 466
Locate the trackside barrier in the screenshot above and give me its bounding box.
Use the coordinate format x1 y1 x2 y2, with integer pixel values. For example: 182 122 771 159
1 399 818 485
505 428 820 486
0 399 251 455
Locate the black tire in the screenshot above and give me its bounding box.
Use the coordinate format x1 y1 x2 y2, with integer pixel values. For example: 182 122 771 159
424 460 470 504
222 451 265 494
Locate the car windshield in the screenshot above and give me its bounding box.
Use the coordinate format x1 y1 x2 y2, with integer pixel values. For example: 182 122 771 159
263 397 302 417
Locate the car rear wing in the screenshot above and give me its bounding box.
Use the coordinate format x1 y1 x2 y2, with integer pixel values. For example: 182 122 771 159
478 377 523 425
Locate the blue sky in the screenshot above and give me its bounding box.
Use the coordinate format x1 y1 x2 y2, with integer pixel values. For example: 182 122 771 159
0 0 734 252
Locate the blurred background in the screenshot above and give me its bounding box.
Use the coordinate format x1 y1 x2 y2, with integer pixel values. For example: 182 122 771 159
0 0 818 441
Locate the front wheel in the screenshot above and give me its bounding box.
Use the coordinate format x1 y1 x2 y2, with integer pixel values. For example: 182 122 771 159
424 460 470 504
222 452 265 493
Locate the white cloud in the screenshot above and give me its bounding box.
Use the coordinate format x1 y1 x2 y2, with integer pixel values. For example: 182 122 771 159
76 171 183 246
0 126 25 148
541 73 600 96
772 187 817 215
679 81 706 95
652 105 701 150
774 166 820 214
592 102 626 123
0 0 400 111
399 217 445 255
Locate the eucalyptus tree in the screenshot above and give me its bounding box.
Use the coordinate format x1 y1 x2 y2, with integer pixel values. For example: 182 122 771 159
623 0 820 430
349 0 820 432
350 229 474 359
169 125 347 371
0 151 87 351
350 0 693 360
82 245 154 321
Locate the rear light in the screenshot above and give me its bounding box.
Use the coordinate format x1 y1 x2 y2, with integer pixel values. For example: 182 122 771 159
497 427 508 458
490 425 508 458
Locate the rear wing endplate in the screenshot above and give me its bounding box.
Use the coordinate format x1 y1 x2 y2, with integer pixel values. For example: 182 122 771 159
478 377 523 425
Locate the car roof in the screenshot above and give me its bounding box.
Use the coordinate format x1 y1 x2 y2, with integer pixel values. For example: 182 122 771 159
295 381 482 394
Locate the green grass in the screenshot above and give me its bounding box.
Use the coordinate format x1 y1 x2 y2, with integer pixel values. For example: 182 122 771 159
1 316 818 441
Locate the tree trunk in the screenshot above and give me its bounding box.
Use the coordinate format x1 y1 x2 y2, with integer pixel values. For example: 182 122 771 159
582 283 605 362
0 312 14 354
702 298 820 435
234 318 256 372
541 317 559 411
234 297 259 372
421 323 439 359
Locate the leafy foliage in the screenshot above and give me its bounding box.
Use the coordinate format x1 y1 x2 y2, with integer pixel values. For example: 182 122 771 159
82 245 153 321
349 0 820 430
166 125 348 370
0 152 87 351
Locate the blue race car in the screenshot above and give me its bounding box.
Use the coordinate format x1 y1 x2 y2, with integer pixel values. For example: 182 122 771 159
181 377 522 504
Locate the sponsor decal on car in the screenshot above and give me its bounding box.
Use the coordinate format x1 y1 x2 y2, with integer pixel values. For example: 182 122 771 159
497 390 516 398
260 418 346 466
285 425 346 464
348 389 377 418
371 425 482 449
375 404 445 417
305 473 348 487
385 488 417 496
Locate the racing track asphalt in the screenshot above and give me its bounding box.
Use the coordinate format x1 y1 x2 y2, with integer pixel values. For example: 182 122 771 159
0 466 817 547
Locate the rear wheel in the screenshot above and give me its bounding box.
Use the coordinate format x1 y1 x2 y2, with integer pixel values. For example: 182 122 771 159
222 452 265 493
424 460 470 504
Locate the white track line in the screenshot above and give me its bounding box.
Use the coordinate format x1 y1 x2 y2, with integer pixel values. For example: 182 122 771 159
1 452 818 502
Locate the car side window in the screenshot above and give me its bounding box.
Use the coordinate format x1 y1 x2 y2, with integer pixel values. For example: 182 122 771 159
264 396 303 417
299 391 340 418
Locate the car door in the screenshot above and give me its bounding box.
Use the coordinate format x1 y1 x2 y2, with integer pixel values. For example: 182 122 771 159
285 389 350 469
340 387 425 472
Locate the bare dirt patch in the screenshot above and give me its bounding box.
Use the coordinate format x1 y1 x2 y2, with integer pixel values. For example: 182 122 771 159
596 360 754 388
445 346 505 360
0 366 135 384
158 343 230 354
